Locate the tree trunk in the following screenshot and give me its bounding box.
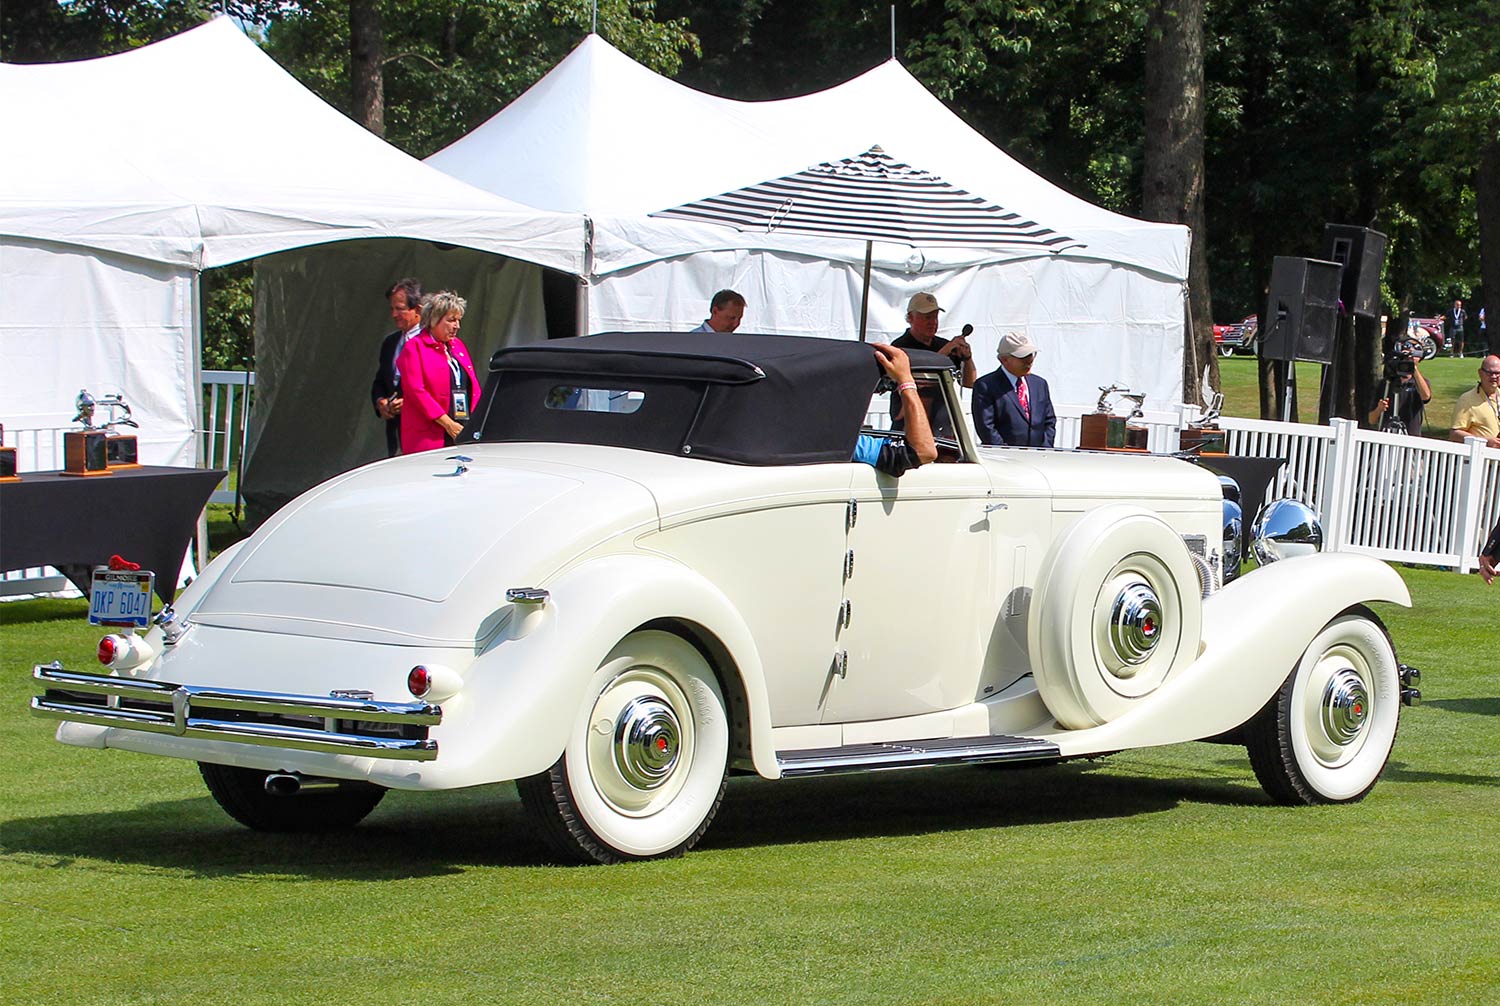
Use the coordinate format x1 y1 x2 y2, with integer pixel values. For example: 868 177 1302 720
1477 139 1500 359
1142 0 1215 407
350 0 384 137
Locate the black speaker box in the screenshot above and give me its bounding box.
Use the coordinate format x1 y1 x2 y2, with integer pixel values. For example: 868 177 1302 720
1260 257 1343 364
1323 224 1387 319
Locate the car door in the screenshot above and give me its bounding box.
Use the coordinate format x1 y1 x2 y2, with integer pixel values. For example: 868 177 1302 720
823 454 995 724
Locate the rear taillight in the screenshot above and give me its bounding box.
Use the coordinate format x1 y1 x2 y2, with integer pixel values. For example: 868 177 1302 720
406 663 461 702
97 636 119 665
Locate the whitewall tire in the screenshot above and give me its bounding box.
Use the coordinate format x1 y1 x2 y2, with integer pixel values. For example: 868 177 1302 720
519 630 730 864
1246 612 1400 804
1029 505 1203 729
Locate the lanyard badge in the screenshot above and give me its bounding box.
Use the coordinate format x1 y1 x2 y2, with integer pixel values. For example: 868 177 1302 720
448 354 470 421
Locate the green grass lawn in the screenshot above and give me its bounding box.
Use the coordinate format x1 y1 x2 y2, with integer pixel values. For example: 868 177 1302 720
1216 353 1487 439
1 565 1493 1005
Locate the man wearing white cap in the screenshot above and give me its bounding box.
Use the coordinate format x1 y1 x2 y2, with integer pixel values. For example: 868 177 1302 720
892 292 976 388
972 331 1056 448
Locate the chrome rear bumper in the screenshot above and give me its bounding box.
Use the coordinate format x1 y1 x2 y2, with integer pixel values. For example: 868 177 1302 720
31 664 441 761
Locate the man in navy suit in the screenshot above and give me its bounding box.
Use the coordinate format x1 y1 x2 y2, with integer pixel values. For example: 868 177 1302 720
370 278 424 457
972 331 1056 448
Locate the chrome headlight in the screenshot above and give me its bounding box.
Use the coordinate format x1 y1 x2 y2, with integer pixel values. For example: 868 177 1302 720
1251 499 1323 565
1217 474 1242 505
1222 499 1244 582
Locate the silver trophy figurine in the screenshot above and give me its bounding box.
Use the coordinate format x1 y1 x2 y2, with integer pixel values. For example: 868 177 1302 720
73 389 138 432
1093 384 1130 413
1093 384 1145 419
73 389 98 429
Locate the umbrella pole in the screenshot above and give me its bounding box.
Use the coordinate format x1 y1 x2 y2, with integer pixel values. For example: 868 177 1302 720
858 240 874 342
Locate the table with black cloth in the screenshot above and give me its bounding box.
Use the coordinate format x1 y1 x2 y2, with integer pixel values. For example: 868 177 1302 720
0 466 225 604
1194 455 1286 527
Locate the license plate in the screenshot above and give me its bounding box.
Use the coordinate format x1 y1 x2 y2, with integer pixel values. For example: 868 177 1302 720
89 568 155 627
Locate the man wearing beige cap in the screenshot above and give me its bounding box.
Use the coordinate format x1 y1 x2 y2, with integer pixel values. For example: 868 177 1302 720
972 331 1056 448
892 292 976 388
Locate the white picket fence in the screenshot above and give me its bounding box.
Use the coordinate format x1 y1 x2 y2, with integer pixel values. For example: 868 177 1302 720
200 369 255 505
5 374 1497 598
878 391 1500 574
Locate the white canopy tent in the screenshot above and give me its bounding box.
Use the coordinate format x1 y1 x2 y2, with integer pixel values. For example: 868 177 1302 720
426 34 1192 409
0 17 585 484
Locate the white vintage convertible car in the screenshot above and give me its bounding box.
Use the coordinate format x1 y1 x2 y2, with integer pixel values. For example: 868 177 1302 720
33 333 1419 863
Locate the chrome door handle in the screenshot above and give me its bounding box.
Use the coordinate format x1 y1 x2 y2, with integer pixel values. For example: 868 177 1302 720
984 502 1009 513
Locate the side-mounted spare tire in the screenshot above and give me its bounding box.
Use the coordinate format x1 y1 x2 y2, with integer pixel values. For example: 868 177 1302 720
1028 504 1205 730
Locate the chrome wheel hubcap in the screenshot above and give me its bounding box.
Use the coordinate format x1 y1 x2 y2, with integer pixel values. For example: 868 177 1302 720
1321 668 1369 745
1106 580 1162 672
614 697 681 790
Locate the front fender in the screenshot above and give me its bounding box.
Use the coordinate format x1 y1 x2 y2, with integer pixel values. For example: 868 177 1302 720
1037 553 1410 754
429 553 777 787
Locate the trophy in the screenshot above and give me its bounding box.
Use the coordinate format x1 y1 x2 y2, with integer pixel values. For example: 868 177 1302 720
97 393 141 467
1080 385 1150 451
64 389 139 475
1179 367 1228 455
0 422 16 481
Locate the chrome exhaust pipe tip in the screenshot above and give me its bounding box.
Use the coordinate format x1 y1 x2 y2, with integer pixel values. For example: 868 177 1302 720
265 772 350 796
264 772 301 796
1401 687 1421 707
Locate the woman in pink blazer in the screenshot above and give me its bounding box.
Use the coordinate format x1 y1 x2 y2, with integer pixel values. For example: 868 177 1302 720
395 290 482 454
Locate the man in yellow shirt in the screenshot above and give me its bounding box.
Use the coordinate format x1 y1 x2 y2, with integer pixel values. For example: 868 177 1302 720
1450 355 1500 449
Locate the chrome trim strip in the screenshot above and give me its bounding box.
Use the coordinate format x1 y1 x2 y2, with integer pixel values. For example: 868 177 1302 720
32 665 441 762
777 737 1060 777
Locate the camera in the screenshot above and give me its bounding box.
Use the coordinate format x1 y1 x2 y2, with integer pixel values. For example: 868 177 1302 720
1384 340 1418 381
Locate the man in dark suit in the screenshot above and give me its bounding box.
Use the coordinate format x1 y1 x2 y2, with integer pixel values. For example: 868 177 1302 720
972 331 1056 448
371 278 424 457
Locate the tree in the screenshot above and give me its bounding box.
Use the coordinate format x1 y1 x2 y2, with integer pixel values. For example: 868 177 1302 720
264 0 700 157
350 0 384 135
2 0 280 61
1142 0 1214 404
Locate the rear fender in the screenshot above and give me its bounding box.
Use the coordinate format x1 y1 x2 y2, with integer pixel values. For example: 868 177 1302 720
443 553 775 784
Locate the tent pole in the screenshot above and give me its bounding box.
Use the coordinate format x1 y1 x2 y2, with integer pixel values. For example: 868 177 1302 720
858 240 874 342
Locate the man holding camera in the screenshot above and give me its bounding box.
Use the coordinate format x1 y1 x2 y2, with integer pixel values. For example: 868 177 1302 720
1368 342 1431 435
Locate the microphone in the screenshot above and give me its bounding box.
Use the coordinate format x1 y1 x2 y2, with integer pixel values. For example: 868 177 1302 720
960 323 974 338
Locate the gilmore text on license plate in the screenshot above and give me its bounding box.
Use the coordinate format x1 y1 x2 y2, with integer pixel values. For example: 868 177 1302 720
89 568 155 627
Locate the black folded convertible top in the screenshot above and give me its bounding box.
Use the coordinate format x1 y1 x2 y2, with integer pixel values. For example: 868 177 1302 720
472 332 950 466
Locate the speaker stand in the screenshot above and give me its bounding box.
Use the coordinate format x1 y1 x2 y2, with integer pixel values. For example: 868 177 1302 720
1281 360 1297 423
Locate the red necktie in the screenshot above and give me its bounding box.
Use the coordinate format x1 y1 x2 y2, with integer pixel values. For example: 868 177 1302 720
1017 376 1030 418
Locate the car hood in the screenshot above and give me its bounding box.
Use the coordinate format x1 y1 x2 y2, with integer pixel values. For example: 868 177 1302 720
979 448 1221 509
187 448 659 644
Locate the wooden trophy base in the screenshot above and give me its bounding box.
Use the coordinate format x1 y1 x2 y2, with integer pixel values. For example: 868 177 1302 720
63 430 112 476
1180 426 1227 455
1080 413 1150 452
106 434 141 468
0 446 17 482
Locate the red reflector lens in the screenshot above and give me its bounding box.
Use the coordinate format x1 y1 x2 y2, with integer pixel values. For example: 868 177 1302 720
97 636 117 665
407 666 431 698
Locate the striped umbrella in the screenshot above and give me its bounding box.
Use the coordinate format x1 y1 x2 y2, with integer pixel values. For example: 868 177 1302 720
651 145 1082 339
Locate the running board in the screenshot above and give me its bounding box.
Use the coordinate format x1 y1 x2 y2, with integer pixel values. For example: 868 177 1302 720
776 735 1061 777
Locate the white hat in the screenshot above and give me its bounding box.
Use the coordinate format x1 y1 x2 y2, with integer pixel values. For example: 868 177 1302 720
907 292 943 315
996 331 1038 358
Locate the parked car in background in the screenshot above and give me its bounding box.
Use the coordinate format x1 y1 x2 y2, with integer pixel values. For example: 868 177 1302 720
1407 317 1445 359
32 333 1419 864
1213 316 1258 357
